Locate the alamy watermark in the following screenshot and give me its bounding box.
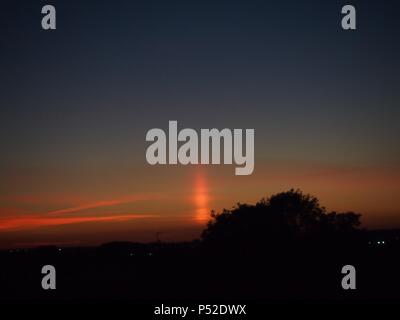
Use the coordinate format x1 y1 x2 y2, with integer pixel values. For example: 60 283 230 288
145 121 255 175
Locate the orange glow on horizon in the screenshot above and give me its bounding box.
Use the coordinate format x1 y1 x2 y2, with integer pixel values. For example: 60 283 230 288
0 163 399 248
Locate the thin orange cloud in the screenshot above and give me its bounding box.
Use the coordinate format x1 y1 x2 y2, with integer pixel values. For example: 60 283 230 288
0 192 165 232
0 213 160 231
47 193 161 215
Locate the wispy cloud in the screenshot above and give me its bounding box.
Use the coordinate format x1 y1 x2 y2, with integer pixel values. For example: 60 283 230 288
0 213 160 231
0 193 164 231
47 193 160 215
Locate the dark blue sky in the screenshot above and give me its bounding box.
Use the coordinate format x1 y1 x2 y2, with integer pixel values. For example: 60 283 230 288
1 0 399 168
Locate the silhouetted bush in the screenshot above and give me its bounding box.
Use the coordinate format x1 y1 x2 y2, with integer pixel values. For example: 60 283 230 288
201 189 361 247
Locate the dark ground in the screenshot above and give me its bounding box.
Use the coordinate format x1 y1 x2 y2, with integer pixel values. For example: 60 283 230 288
0 229 399 301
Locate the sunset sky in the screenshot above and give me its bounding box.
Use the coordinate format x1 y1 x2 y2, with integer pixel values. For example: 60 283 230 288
1 0 399 248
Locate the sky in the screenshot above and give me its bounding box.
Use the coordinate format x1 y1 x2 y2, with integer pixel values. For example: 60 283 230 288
0 0 399 248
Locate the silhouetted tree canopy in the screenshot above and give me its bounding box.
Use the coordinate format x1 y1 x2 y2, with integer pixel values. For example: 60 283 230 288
201 189 361 246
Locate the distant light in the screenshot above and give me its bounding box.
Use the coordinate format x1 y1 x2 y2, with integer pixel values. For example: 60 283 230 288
58 248 62 252
130 253 134 256
149 252 153 256
382 241 385 245
377 241 381 245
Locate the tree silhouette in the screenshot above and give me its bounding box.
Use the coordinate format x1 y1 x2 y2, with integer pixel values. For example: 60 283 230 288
201 189 361 246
